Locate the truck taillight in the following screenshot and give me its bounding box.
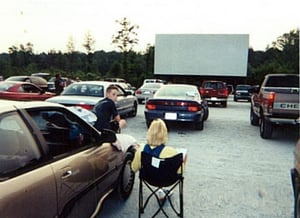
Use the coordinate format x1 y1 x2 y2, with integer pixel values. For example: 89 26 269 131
224 88 229 97
199 88 205 96
266 92 275 112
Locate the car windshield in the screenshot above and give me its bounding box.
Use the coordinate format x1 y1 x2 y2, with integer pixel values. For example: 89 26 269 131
62 83 105 97
142 83 162 89
0 82 14 91
156 86 199 98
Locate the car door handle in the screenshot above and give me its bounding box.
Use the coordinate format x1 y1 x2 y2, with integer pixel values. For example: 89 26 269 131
61 170 73 179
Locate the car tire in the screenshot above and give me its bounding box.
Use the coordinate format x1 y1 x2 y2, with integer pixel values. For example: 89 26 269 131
203 108 209 121
233 97 237 102
117 152 135 200
222 101 227 108
195 120 204 130
128 102 137 117
146 119 152 128
260 115 272 139
250 107 259 126
295 191 300 218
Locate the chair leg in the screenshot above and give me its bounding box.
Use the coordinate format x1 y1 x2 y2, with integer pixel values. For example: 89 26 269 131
139 179 144 217
179 180 183 218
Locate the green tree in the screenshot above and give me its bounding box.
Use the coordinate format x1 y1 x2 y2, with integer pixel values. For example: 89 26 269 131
83 31 96 73
112 17 139 78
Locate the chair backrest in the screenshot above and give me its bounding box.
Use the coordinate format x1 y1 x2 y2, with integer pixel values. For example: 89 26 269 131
140 151 183 187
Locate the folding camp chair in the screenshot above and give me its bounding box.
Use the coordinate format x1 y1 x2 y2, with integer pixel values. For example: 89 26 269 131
138 151 184 218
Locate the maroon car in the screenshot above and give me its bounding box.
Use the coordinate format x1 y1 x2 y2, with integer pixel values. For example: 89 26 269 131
0 81 55 101
199 80 229 107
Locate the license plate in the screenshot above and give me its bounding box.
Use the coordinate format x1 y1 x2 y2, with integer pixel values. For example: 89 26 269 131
143 91 151 94
211 97 217 100
165 113 177 120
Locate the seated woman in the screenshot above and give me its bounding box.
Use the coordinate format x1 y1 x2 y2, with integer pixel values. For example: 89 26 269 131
131 118 184 172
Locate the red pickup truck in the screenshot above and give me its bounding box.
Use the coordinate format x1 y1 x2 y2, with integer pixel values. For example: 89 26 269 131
250 74 299 139
199 80 229 107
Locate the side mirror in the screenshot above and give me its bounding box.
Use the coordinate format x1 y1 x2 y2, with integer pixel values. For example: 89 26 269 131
99 129 117 143
40 89 46 94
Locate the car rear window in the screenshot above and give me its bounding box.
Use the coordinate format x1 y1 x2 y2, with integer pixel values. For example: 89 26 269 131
265 75 299 88
63 84 104 97
203 82 224 89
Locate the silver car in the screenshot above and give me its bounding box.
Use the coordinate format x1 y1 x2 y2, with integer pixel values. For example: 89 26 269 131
135 82 164 104
46 81 138 117
0 100 138 217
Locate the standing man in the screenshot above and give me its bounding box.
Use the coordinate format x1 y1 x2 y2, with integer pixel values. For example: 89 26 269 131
54 73 65 95
93 84 126 132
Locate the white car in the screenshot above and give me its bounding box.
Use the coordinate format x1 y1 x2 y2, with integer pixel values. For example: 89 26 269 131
46 81 138 117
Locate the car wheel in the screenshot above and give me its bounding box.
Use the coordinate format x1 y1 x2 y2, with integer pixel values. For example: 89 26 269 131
233 97 237 102
128 102 137 117
295 191 300 218
203 108 209 121
146 119 152 128
222 101 227 107
194 120 204 130
250 107 259 126
117 152 135 200
260 115 272 139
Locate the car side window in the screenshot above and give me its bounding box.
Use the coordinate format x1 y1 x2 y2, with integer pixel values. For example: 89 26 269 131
28 109 96 157
117 86 125 96
22 84 40 93
0 113 41 175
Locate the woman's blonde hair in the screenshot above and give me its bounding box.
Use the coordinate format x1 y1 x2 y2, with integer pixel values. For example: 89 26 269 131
146 119 168 146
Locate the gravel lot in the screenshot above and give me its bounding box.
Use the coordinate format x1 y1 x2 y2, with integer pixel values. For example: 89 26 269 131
99 96 299 218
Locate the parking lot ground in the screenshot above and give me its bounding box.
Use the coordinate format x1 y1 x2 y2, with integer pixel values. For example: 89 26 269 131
99 97 299 218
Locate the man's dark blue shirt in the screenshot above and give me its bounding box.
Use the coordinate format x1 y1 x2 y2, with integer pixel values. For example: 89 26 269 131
93 97 118 131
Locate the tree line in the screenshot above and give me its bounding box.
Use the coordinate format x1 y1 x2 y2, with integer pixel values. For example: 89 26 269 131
0 24 298 88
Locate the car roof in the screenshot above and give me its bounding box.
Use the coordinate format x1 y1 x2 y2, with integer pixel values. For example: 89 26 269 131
163 84 198 88
0 99 64 113
72 80 126 87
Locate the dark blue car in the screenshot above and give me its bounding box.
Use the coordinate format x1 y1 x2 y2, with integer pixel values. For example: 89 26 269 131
144 84 209 130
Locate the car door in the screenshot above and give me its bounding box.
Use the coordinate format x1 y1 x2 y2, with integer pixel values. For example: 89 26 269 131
27 107 121 216
0 111 58 218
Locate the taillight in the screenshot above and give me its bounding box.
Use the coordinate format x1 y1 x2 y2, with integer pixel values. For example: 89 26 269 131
76 104 94 110
224 88 229 97
188 106 199 112
146 103 156 110
265 92 275 112
199 88 205 96
135 90 142 95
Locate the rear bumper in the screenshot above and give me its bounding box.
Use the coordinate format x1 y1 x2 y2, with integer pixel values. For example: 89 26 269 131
267 116 300 125
145 110 203 123
203 97 227 102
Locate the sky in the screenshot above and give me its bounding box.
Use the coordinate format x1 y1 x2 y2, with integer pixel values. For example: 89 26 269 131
0 0 299 53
